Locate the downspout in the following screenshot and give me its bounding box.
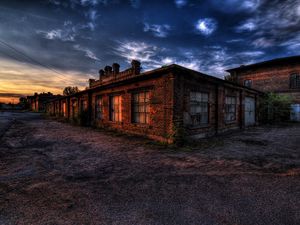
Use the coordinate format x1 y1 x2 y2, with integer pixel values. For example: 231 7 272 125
77 97 80 118
163 75 167 139
215 84 219 135
255 94 258 125
239 90 243 129
67 97 70 120
88 91 93 126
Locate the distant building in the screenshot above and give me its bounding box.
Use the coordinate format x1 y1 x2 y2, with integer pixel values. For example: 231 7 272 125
45 60 260 143
226 56 300 121
27 92 60 112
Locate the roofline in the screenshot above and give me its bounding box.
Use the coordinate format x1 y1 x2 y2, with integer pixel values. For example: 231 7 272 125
172 64 263 94
226 55 300 73
46 64 262 103
46 65 175 103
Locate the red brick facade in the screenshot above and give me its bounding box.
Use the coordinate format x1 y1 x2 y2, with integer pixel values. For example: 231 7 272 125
27 92 60 112
227 56 300 104
173 68 259 139
45 62 260 143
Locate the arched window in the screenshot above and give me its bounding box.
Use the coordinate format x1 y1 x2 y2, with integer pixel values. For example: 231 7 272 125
290 73 300 89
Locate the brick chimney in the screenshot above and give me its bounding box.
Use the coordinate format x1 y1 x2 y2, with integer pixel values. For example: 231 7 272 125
89 78 95 88
131 60 141 75
104 66 112 75
112 63 120 75
99 69 104 80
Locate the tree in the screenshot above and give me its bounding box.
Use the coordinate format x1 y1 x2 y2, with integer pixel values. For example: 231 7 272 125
63 86 79 96
19 97 29 109
259 93 292 123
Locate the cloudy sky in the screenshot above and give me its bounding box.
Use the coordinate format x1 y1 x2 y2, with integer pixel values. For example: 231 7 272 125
0 0 299 103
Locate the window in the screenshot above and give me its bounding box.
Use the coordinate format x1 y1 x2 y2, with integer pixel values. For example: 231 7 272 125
244 79 252 88
62 102 67 117
71 100 77 117
290 73 300 89
55 103 59 114
80 99 87 113
95 96 103 119
109 95 122 122
190 92 209 126
132 91 150 124
225 96 236 122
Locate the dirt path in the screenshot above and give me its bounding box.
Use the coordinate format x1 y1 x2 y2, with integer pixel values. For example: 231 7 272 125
0 112 299 225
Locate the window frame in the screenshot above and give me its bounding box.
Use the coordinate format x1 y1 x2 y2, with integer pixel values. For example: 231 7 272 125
62 102 67 117
224 96 237 123
95 95 103 120
132 90 150 124
244 79 252 88
80 99 87 113
71 99 77 117
109 95 122 122
189 91 209 127
290 73 300 89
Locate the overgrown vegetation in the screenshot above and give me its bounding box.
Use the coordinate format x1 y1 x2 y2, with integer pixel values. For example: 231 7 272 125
63 86 79 96
259 93 292 123
172 126 186 147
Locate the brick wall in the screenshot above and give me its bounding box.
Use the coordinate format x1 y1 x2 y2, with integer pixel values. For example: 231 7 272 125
45 65 260 143
89 73 175 142
232 63 300 103
174 71 259 139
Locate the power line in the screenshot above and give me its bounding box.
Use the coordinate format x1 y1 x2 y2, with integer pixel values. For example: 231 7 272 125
0 39 65 76
0 39 95 90
0 39 75 84
0 47 64 87
0 47 29 66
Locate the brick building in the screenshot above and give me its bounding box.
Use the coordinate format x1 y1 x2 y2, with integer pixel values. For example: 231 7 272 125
46 60 261 143
226 55 300 121
27 92 60 112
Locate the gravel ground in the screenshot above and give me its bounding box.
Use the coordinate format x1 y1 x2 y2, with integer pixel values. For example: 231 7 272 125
0 112 300 225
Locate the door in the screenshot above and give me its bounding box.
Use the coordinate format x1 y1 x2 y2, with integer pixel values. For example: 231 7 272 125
245 97 255 126
290 104 300 121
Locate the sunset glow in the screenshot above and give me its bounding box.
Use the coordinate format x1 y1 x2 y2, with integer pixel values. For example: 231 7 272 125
0 0 299 104
0 58 89 103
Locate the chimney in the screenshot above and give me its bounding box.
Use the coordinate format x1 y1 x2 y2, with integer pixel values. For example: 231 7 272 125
131 60 141 75
112 63 120 75
89 78 95 88
104 66 112 75
99 69 104 79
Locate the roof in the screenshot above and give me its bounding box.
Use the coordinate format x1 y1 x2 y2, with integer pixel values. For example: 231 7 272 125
226 55 300 73
46 64 262 103
172 64 263 93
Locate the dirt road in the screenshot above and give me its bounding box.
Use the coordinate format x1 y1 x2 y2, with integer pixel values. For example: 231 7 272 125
0 112 299 225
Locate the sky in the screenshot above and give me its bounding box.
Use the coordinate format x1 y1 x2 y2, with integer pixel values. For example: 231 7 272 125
0 0 299 103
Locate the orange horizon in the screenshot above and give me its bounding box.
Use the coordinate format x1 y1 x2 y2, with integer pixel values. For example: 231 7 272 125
0 96 21 104
0 58 90 105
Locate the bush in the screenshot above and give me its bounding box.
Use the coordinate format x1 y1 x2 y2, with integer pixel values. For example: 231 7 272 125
259 93 292 123
172 124 186 146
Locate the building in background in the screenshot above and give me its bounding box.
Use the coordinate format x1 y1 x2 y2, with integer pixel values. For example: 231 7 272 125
27 92 60 112
226 56 300 121
45 60 261 143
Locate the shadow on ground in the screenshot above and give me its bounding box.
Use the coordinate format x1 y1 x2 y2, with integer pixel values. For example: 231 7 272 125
0 112 299 225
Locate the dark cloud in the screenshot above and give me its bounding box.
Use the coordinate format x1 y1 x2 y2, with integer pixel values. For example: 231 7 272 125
0 0 299 86
0 93 25 98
